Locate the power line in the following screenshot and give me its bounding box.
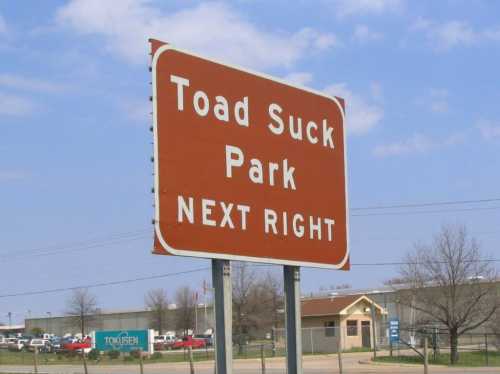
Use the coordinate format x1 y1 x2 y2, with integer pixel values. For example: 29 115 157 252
5 197 499 258
1 259 498 299
0 228 150 257
350 259 500 266
0 234 149 262
351 197 500 211
0 267 210 299
351 206 500 217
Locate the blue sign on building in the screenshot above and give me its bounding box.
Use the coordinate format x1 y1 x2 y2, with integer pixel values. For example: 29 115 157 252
389 319 400 343
93 329 153 353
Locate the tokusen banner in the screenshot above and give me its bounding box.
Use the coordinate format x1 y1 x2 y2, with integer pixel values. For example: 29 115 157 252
150 39 349 269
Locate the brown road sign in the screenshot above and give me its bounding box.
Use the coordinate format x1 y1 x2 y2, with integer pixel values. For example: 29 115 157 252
151 40 349 269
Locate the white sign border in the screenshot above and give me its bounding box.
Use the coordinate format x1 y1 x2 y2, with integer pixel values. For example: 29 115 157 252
151 44 350 270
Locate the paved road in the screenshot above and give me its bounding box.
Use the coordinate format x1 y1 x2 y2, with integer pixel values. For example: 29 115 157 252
1 352 499 374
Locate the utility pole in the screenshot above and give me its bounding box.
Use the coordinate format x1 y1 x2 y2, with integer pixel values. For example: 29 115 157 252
47 312 52 335
195 298 198 334
203 280 208 333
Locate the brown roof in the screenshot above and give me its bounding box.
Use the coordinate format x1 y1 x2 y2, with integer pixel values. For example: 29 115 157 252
301 295 361 317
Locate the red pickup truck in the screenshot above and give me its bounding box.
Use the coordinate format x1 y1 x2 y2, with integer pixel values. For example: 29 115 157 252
62 338 92 353
172 336 206 350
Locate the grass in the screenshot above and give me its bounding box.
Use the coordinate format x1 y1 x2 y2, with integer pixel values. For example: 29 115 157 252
375 351 500 367
0 347 287 366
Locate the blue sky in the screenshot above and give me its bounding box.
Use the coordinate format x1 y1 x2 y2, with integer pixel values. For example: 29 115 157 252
1 0 499 324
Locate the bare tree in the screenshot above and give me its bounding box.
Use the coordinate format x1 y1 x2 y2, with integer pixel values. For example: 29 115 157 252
233 264 285 344
232 262 258 342
145 288 169 334
65 288 97 337
175 286 195 335
395 224 499 364
258 272 284 334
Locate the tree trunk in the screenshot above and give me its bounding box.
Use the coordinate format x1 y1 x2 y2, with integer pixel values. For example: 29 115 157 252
449 329 459 365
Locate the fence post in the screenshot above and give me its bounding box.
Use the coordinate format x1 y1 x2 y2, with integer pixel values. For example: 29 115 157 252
272 328 276 357
260 344 266 374
310 329 314 355
139 350 144 374
82 350 89 374
33 347 39 374
337 329 343 374
188 346 195 374
424 337 428 374
485 334 489 367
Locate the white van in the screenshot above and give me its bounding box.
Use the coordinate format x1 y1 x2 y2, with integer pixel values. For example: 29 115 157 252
154 334 176 344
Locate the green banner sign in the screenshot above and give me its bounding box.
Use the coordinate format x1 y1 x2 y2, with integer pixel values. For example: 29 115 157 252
94 330 150 352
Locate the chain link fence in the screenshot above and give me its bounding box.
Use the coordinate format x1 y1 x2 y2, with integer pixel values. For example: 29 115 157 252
1 325 499 373
376 326 500 367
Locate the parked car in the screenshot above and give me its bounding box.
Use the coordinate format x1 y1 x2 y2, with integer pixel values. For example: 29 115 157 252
8 339 27 351
172 336 206 350
154 334 176 343
62 337 92 354
154 334 176 350
26 339 47 352
1 337 17 349
48 337 62 352
194 334 213 346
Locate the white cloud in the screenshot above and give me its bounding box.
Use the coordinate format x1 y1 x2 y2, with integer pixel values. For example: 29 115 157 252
352 24 383 42
282 72 313 86
411 18 500 50
323 83 383 135
477 119 500 140
0 74 66 93
333 0 403 18
373 132 465 157
0 92 36 117
56 0 337 69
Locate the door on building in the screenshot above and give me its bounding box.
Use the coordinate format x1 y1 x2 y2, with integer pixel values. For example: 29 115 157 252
361 321 371 348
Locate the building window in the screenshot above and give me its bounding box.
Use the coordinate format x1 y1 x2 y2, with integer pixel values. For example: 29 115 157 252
347 320 358 336
324 321 335 337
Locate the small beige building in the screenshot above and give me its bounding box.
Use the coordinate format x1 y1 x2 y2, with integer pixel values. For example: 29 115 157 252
301 295 386 350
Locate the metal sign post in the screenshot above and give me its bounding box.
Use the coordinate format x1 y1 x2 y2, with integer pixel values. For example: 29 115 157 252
212 259 233 374
284 265 302 374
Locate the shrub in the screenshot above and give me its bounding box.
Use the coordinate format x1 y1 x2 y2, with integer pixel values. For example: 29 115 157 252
65 350 78 359
88 349 100 361
150 352 163 360
129 349 142 359
107 350 120 359
123 355 135 362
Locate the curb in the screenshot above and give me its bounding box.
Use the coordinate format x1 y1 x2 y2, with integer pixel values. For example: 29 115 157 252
358 359 424 368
